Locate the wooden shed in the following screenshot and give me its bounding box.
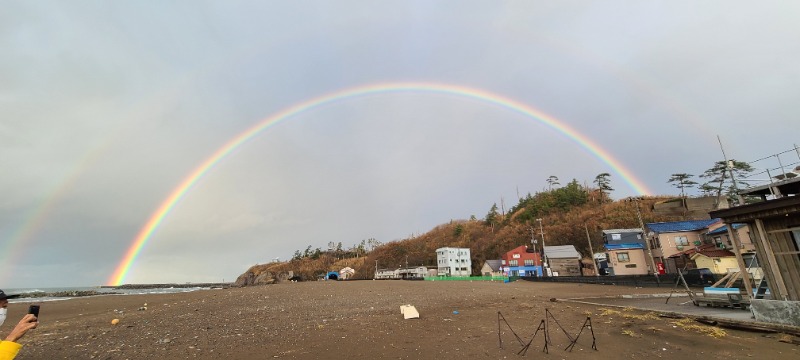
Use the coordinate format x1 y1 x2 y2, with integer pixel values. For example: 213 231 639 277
710 196 800 301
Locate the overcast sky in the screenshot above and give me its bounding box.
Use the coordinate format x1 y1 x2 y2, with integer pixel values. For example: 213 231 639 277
2 1 799 288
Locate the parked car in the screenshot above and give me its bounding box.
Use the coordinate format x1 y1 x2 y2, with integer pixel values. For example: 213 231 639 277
683 268 716 286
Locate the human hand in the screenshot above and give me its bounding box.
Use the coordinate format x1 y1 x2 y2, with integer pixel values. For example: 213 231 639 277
4 314 37 343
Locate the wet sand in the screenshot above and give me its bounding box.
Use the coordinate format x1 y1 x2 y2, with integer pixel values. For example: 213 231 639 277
3 280 797 359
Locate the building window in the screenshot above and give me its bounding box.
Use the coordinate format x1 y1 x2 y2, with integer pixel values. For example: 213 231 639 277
674 236 689 246
510 260 518 266
616 252 630 263
524 259 534 266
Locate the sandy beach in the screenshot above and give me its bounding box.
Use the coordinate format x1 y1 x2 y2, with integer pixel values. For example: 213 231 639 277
3 280 797 359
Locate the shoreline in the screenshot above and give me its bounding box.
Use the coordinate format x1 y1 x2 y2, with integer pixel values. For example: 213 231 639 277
100 282 233 290
9 283 233 302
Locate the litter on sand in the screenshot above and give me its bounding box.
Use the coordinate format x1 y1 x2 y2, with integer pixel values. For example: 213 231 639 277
400 305 420 319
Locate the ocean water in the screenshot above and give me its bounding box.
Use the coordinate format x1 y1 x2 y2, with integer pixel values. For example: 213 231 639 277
4 286 213 303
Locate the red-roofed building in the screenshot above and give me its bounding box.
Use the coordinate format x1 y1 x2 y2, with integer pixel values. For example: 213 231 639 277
501 245 543 277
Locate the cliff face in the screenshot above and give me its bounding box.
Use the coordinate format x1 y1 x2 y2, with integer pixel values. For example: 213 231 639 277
235 255 367 286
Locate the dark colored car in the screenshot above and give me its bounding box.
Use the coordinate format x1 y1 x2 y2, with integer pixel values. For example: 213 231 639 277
683 268 716 287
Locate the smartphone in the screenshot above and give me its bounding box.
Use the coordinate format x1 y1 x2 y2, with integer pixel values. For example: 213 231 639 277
28 305 40 318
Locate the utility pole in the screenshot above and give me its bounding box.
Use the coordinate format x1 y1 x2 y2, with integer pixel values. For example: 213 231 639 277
631 197 659 282
584 224 598 276
530 226 537 253
536 218 547 274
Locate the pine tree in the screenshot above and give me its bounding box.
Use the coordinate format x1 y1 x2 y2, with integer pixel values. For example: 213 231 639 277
546 175 560 190
594 173 613 203
668 173 697 197
700 160 754 206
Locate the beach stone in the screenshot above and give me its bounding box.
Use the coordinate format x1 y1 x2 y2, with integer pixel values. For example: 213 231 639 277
111 319 120 325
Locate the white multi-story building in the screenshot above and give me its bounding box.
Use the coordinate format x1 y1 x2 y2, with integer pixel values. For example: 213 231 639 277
436 247 472 276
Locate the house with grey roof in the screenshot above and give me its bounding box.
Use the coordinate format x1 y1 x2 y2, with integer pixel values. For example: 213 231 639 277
480 260 503 277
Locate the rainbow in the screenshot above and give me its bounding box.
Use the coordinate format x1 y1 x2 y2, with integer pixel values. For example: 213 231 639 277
108 82 652 285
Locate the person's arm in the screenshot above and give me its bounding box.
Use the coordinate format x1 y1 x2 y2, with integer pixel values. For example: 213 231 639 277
4 314 37 343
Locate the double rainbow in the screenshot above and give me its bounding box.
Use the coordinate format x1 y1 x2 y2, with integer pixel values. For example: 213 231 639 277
108 82 652 285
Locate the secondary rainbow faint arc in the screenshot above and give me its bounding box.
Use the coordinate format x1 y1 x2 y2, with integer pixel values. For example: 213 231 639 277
109 82 652 285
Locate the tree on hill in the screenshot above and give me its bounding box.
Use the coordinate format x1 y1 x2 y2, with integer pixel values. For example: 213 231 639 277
505 180 589 225
700 159 754 206
485 203 500 233
366 238 382 252
546 175 560 190
594 173 613 203
553 179 589 210
668 173 697 198
668 173 697 211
